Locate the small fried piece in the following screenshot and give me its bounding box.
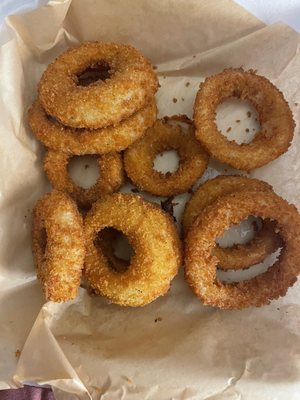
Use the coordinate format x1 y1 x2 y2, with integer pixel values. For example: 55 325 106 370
194 68 295 171
38 42 158 128
44 150 124 209
32 190 85 301
124 117 209 196
28 99 157 155
185 190 300 309
83 193 182 307
182 175 282 270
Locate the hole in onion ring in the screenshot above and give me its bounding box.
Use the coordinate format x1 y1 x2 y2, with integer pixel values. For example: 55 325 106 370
94 228 135 273
153 150 179 174
68 155 99 189
216 216 261 248
217 247 282 283
215 98 260 144
76 61 112 86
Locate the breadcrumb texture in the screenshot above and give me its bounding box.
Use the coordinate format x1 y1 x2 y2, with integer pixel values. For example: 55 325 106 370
28 99 157 155
124 117 209 196
182 175 282 270
185 190 300 309
44 150 124 208
38 42 158 128
194 68 295 171
32 190 85 302
83 193 182 306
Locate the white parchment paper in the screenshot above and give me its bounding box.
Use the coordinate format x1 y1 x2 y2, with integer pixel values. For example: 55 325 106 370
0 0 299 399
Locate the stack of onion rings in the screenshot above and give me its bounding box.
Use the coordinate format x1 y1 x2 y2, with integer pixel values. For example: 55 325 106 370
83 193 182 307
182 175 282 270
32 190 85 302
38 42 158 129
193 68 295 171
28 99 157 155
185 190 300 309
124 117 209 196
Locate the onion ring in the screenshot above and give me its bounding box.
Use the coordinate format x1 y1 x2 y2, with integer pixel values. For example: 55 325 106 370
44 150 124 209
32 190 85 302
38 42 158 128
185 190 300 309
28 99 157 155
194 68 295 171
182 175 282 270
83 193 182 306
123 117 209 196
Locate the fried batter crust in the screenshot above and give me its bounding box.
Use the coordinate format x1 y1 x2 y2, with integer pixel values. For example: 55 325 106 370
44 150 124 208
83 193 182 306
38 42 158 128
28 99 157 155
194 68 295 171
124 118 209 196
32 190 85 301
185 190 300 309
182 175 282 270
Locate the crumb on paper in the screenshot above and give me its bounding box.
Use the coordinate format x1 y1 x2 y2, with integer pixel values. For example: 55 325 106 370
122 376 134 384
181 97 185 101
255 117 258 121
153 65 157 70
90 386 104 394
252 128 256 131
295 102 298 106
155 317 162 322
173 98 178 103
245 128 250 132
277 307 280 311
192 55 196 58
185 82 190 87
163 75 166 79
247 111 251 118
236 119 240 123
226 127 232 132
84 164 89 169
15 349 21 358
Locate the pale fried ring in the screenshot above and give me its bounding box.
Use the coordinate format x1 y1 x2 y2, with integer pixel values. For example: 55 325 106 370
194 68 295 171
44 150 124 209
185 190 300 309
124 117 209 197
32 190 85 302
182 175 282 270
28 99 157 155
38 42 158 128
83 193 182 307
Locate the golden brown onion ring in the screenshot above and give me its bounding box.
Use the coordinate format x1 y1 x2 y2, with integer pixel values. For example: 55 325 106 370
185 190 300 309
194 68 295 171
28 99 157 155
38 42 158 128
44 150 124 209
182 175 282 270
83 193 182 307
32 190 85 302
124 117 209 196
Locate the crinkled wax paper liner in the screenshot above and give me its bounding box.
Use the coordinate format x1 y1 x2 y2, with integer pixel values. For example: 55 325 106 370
0 0 299 399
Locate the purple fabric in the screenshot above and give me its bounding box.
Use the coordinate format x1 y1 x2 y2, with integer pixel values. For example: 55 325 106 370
0 386 54 400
